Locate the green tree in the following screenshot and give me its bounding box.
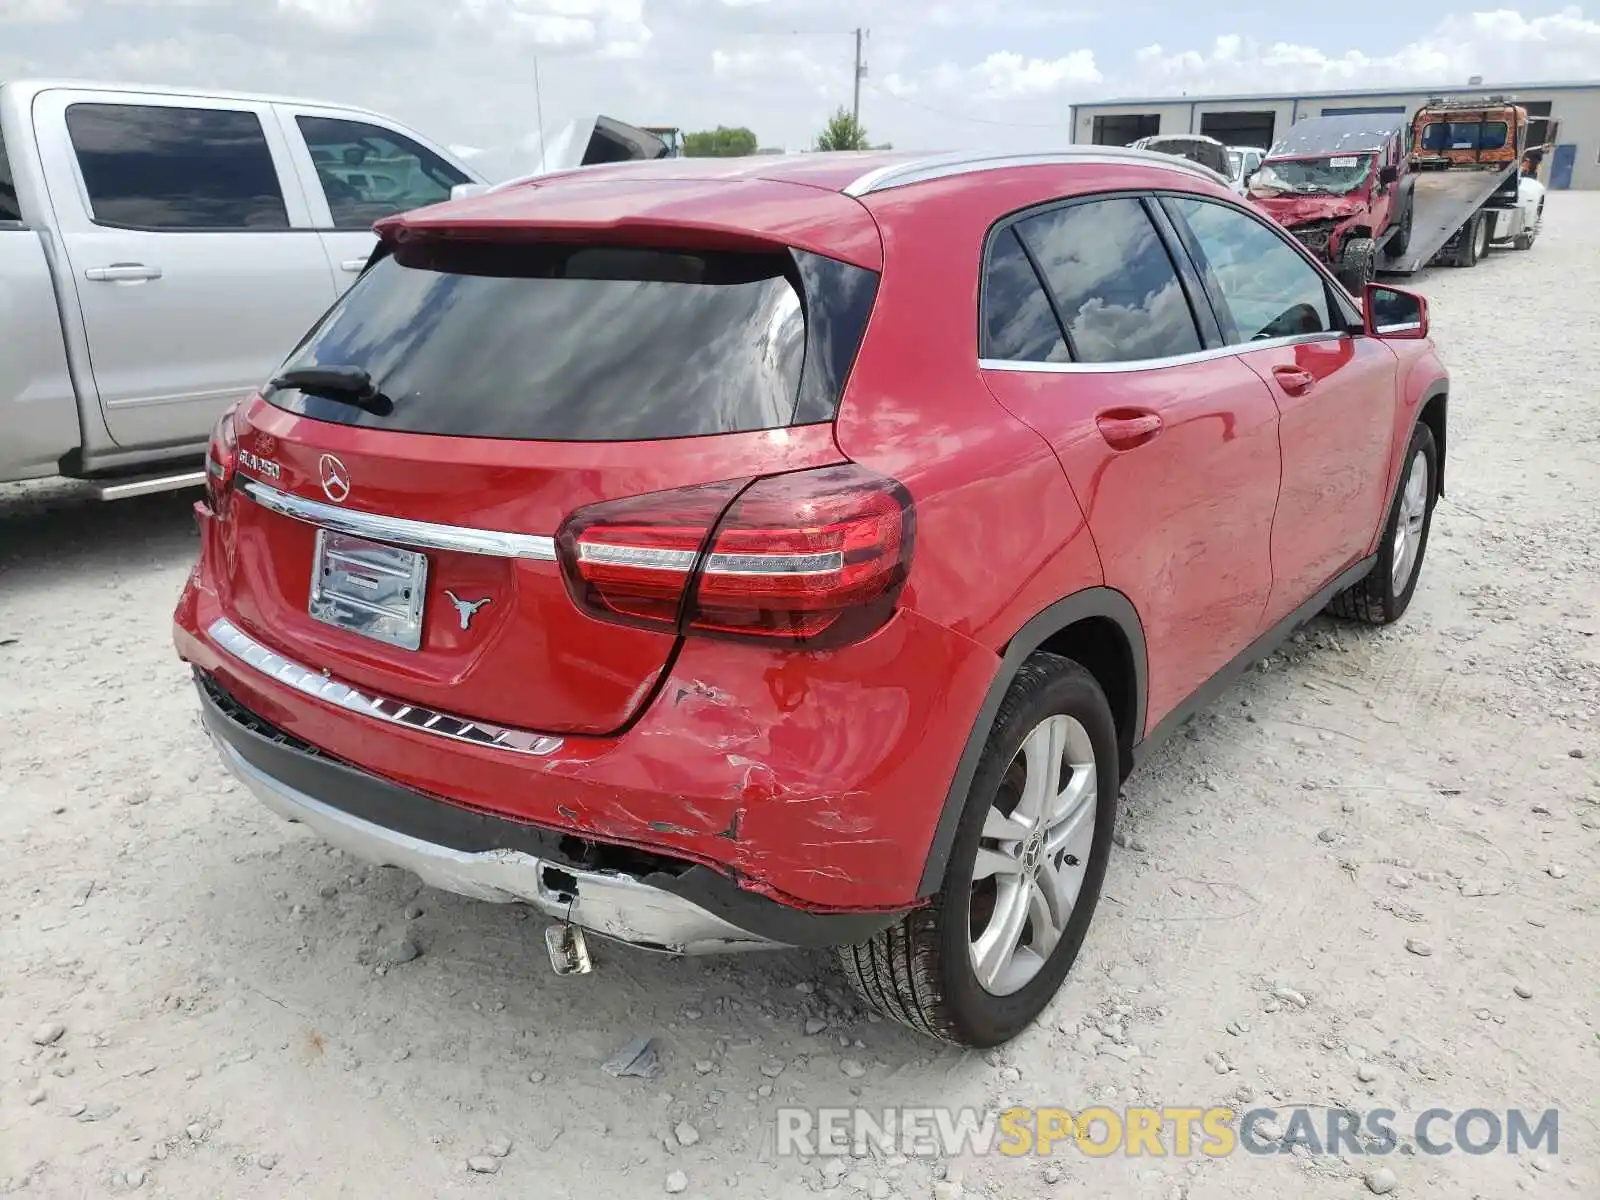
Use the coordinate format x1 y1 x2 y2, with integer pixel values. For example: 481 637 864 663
683 126 759 157
816 107 871 152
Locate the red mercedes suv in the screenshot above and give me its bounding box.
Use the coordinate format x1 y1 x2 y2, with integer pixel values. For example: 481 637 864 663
174 147 1447 1046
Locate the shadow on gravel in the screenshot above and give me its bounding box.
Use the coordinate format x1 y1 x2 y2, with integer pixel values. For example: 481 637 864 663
0 481 199 585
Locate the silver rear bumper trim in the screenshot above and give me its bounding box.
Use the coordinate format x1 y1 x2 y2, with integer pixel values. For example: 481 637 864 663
211 734 779 955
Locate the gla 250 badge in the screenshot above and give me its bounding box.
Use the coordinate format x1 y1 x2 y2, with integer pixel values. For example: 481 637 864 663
236 448 280 481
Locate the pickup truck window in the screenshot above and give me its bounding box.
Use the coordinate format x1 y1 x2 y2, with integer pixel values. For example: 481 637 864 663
296 116 468 229
65 104 289 231
1 121 19 222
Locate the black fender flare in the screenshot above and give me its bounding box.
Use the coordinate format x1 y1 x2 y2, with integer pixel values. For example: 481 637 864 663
916 587 1147 897
1416 381 1448 499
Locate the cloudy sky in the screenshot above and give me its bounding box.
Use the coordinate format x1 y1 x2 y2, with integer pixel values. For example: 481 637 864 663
3 1 1597 168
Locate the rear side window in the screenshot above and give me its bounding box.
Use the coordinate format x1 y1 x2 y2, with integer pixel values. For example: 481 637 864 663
1 120 20 222
982 228 1068 363
1012 198 1203 364
267 241 879 440
65 103 288 230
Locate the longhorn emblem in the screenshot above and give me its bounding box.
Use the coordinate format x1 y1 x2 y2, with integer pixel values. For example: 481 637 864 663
444 590 492 630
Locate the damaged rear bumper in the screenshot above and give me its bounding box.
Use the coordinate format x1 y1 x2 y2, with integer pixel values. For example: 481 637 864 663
196 673 904 954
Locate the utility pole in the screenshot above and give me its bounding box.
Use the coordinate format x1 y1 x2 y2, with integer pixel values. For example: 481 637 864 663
852 27 867 127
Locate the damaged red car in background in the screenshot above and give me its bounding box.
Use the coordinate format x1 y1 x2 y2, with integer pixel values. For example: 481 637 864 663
1247 113 1415 291
175 147 1448 1046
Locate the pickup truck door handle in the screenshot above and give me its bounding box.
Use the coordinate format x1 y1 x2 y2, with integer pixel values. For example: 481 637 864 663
1273 365 1317 396
339 258 368 273
1095 408 1164 450
84 263 163 283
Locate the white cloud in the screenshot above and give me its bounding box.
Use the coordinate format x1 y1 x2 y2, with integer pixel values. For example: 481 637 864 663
0 0 78 21
1124 8 1600 97
971 49 1101 99
275 0 374 31
2 4 1594 160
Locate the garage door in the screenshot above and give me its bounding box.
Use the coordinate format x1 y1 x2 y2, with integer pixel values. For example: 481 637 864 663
1199 111 1276 149
1320 106 1407 116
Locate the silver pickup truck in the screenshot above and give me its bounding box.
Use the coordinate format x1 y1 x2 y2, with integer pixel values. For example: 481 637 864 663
0 79 487 496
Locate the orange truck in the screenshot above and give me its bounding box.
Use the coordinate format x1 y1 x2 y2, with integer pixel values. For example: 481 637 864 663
1382 95 1544 269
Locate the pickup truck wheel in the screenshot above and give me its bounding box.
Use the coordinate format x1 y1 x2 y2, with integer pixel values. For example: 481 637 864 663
1327 422 1437 626
1387 198 1414 256
836 653 1118 1047
1335 237 1376 292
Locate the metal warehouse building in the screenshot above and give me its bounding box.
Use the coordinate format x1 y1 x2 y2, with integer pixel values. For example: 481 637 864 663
1069 80 1600 190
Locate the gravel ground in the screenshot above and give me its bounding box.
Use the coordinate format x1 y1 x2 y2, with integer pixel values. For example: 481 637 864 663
3 195 1597 1200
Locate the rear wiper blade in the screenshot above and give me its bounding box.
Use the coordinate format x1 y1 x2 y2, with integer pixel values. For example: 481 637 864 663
270 365 394 416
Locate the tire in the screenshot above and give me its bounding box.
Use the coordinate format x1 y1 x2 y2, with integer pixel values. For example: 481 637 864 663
1326 421 1437 626
837 653 1119 1047
1335 236 1376 293
1387 198 1413 256
1451 213 1489 267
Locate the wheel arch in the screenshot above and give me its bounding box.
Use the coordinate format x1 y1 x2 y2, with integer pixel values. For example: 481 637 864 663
915 588 1148 897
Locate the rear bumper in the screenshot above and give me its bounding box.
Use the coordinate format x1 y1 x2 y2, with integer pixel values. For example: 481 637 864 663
197 673 904 951
175 525 1000 911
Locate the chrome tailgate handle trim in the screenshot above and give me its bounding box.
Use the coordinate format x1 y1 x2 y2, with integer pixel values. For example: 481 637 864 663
240 479 557 562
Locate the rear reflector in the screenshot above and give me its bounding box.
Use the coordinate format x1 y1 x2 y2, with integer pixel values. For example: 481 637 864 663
557 464 914 646
204 402 239 511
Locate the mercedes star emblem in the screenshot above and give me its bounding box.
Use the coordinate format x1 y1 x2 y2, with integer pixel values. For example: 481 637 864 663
318 453 351 503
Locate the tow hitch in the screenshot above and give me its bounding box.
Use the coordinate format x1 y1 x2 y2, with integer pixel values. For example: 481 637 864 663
545 922 593 975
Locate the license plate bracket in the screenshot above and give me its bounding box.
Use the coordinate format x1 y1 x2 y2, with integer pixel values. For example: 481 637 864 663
308 528 428 651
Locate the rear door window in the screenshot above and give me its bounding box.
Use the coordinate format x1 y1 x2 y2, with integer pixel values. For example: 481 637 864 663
296 116 468 228
267 241 879 440
65 103 288 230
1011 197 1203 364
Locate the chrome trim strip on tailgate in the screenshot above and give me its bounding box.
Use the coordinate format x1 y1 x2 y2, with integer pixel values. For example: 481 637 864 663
207 617 564 757
240 479 558 561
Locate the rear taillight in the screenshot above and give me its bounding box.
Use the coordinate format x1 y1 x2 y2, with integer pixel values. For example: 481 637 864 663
557 464 915 647
204 403 239 510
559 480 748 628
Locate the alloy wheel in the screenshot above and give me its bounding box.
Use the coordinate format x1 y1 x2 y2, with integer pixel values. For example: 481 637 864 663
1391 448 1429 590
968 715 1098 996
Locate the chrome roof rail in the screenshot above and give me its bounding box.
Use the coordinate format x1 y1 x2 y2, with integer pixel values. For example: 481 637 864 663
843 146 1228 196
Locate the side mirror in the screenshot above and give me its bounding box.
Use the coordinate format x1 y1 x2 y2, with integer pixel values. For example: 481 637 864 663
449 182 492 202
1379 164 1400 186
1364 283 1428 339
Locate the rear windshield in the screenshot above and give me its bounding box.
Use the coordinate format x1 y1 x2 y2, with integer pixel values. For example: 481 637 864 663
1420 120 1509 151
266 240 879 440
